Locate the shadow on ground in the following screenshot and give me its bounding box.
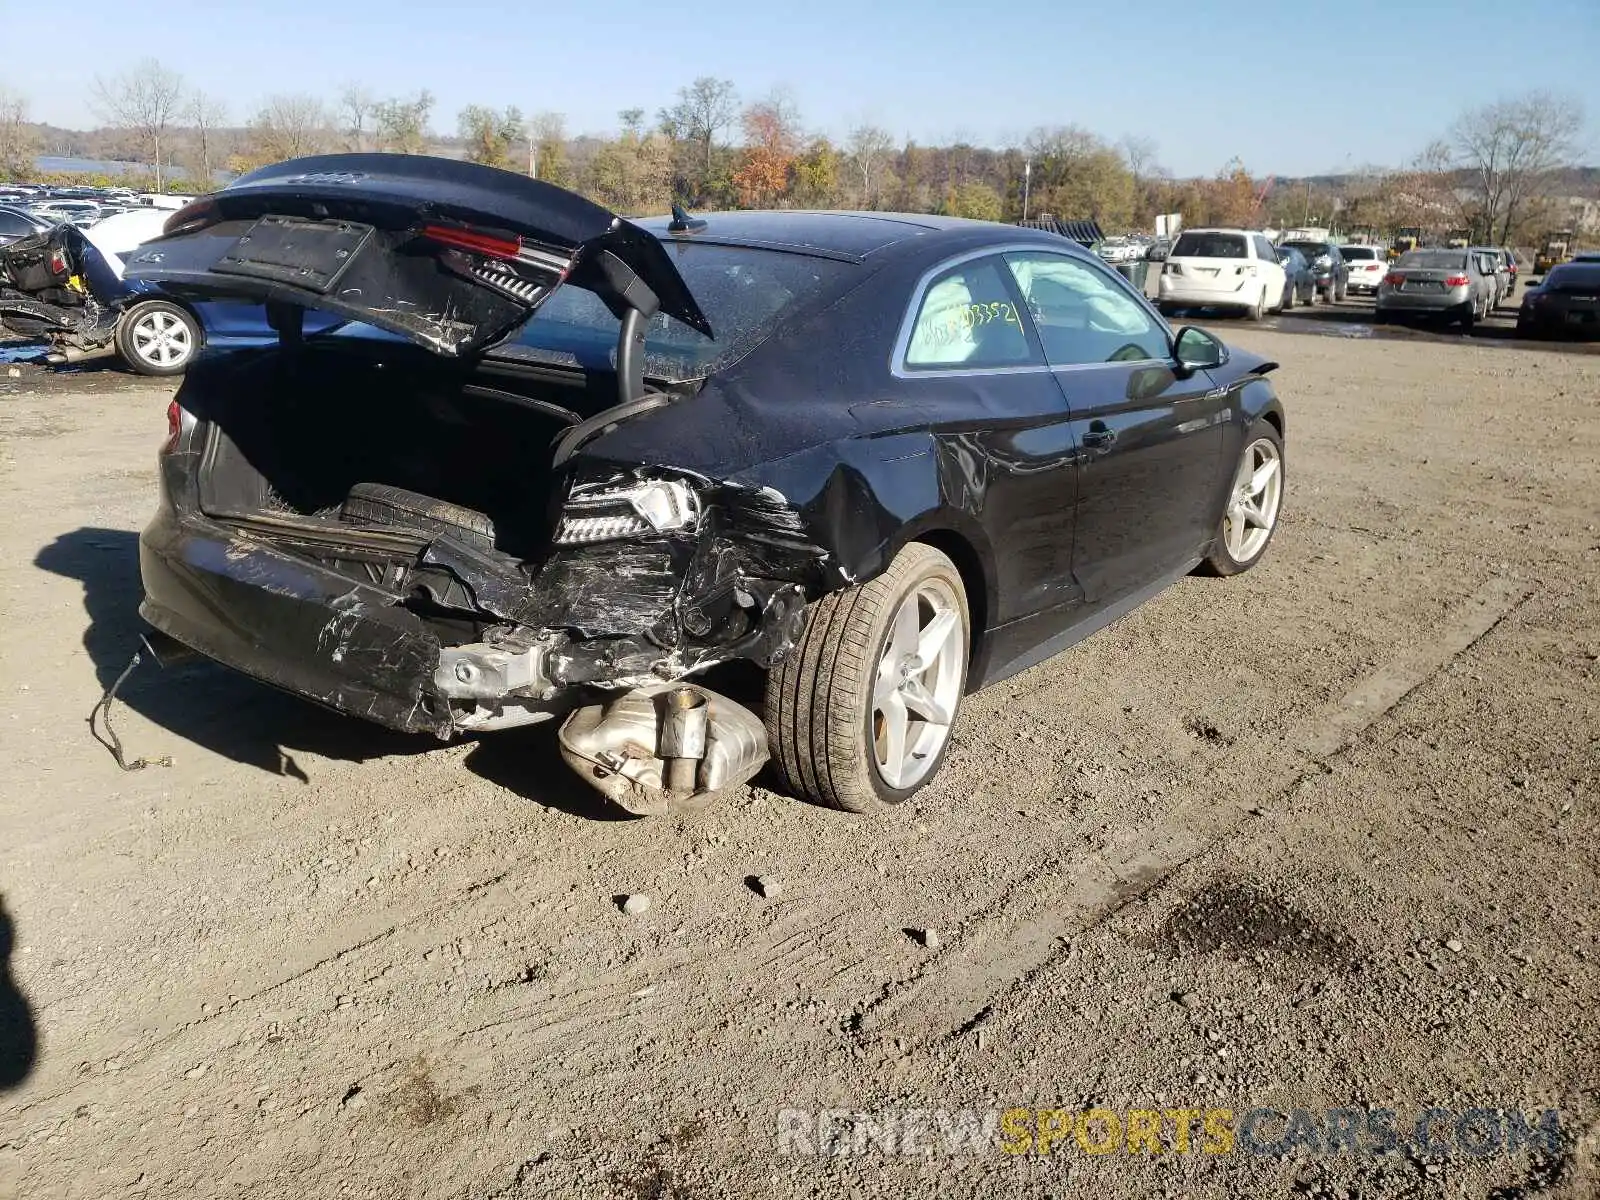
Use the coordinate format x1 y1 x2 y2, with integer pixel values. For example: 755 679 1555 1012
0 897 38 1091
35 527 429 782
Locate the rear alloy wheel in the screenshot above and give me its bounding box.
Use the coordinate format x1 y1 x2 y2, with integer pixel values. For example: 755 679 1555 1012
766 543 969 812
116 301 201 376
1202 428 1285 576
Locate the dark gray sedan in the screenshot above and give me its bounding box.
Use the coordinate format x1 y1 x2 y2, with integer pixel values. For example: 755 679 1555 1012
1516 262 1600 338
1375 249 1498 327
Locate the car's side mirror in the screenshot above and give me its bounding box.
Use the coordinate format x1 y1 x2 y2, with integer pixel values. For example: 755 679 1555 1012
1173 325 1227 375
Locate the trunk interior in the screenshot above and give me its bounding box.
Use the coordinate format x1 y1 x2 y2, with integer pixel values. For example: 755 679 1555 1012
186 343 610 599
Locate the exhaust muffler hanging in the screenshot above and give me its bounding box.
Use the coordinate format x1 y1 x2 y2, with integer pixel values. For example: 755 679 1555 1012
557 682 768 816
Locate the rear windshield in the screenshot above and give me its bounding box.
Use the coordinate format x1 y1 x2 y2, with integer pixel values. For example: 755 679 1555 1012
1171 232 1247 259
499 242 856 381
1284 242 1330 258
1544 264 1600 292
1340 246 1378 260
1397 251 1467 270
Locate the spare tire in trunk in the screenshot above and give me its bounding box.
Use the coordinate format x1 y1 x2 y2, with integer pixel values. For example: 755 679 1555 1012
341 483 497 552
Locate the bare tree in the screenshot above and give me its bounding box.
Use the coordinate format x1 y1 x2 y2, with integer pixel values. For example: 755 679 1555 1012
846 124 895 209
373 90 434 155
0 86 35 182
93 58 186 191
246 94 331 166
1451 92 1585 243
525 111 567 182
186 91 228 189
1119 135 1159 188
657 77 738 175
338 84 376 152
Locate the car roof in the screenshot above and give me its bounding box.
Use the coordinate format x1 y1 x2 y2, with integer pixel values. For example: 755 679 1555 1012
632 209 1022 263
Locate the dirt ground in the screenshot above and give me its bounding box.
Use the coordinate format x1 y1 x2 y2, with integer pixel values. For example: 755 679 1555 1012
1 307 1597 1199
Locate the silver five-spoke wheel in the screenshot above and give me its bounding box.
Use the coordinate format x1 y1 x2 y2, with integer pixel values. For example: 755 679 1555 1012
1223 436 1283 564
871 578 965 790
766 542 970 811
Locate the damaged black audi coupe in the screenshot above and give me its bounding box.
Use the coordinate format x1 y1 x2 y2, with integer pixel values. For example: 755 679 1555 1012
126 154 1286 815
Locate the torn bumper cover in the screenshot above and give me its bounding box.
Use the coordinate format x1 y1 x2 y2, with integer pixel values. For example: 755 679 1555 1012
139 515 459 737
137 472 825 804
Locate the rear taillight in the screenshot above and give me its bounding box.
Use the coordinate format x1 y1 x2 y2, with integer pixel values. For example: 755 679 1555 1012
1383 272 1404 286
48 248 68 275
422 224 522 261
1444 274 1470 287
162 400 182 454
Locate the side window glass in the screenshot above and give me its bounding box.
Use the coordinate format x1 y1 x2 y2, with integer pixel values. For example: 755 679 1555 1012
903 257 1035 369
1004 252 1168 366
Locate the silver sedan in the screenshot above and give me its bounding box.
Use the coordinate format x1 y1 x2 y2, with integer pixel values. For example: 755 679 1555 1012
1375 249 1499 327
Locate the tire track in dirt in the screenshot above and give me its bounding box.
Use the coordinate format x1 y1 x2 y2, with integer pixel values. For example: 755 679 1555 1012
855 575 1532 1045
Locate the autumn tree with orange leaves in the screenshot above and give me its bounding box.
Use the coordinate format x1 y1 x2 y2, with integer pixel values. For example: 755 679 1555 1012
732 94 802 208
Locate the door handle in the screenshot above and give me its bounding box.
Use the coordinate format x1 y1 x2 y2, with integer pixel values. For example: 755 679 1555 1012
1082 427 1116 449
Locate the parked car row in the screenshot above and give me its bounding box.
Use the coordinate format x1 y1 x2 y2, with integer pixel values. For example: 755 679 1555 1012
1149 228 1578 336
0 184 185 244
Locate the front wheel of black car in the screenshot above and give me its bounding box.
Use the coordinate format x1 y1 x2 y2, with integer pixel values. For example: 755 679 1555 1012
766 543 969 813
116 301 201 376
1201 427 1285 576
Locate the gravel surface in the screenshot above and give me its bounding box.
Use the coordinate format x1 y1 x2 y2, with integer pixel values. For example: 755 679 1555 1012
1 319 1597 1198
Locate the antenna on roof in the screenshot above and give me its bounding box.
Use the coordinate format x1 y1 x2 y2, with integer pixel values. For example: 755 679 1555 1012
668 203 707 234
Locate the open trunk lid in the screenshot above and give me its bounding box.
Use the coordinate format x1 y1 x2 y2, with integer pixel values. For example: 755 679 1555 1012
122 153 711 357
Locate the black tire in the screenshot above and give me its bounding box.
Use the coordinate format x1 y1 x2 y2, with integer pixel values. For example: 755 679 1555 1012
1336 278 1347 302
1322 281 1337 303
1157 301 1177 317
1247 288 1267 322
1459 298 1478 329
765 543 969 813
340 483 497 550
1281 282 1294 311
1201 425 1285 577
115 300 202 377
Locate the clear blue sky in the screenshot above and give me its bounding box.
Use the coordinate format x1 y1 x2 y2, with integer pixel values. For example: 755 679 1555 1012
14 0 1598 176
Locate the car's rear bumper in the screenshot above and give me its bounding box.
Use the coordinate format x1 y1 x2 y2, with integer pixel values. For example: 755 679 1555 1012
1375 290 1472 314
139 507 456 737
1157 280 1256 307
1347 271 1384 292
1519 305 1600 336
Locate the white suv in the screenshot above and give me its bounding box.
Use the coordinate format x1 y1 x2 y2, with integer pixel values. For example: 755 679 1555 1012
1157 228 1287 321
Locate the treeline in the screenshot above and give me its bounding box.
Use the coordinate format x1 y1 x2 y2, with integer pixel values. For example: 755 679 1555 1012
2 63 1590 244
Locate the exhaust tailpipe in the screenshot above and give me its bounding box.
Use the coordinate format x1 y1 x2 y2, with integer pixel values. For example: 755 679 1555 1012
659 686 709 796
